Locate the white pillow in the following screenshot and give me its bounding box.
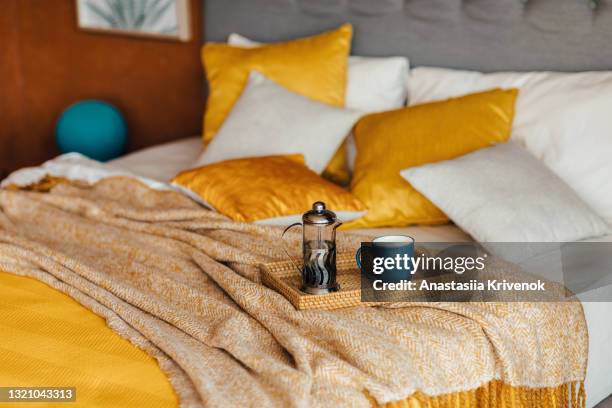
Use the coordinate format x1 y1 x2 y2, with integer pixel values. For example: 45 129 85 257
408 67 612 225
193 71 362 173
401 143 609 242
228 33 409 171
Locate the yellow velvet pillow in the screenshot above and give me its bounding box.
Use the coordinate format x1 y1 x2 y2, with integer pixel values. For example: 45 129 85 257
321 144 350 186
201 24 353 185
172 155 366 223
344 88 518 229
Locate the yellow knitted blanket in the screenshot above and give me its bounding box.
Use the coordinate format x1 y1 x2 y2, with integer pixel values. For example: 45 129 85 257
0 177 587 407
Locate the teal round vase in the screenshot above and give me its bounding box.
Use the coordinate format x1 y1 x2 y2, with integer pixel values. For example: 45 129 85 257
56 100 127 161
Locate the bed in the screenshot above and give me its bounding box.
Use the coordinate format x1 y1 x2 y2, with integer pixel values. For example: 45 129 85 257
2 0 612 407
3 133 600 406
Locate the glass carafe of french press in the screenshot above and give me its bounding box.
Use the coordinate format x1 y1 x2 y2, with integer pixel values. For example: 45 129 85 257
282 202 342 295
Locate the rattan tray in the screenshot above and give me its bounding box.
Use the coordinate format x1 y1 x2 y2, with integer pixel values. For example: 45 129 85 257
261 253 369 310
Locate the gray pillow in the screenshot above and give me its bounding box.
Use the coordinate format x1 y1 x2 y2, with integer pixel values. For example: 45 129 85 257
401 143 610 242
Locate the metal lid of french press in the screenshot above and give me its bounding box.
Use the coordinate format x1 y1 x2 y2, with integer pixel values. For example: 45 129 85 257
303 201 336 225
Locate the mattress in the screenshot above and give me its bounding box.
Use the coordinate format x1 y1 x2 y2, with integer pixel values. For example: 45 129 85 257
2 138 611 407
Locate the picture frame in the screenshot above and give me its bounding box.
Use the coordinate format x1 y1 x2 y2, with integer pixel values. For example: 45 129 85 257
76 0 191 42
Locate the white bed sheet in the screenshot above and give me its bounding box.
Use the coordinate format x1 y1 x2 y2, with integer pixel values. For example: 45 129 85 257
4 138 611 407
109 137 202 182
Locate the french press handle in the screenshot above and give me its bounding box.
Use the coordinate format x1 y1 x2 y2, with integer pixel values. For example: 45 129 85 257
281 222 303 274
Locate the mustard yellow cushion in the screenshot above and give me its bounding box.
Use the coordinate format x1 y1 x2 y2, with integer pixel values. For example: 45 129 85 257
344 88 518 229
201 24 353 185
321 143 350 186
173 155 366 223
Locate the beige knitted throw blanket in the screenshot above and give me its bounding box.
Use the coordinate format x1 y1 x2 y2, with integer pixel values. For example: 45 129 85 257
0 177 587 407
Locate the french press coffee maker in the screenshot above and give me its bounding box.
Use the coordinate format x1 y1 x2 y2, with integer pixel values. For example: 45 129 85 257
282 202 342 295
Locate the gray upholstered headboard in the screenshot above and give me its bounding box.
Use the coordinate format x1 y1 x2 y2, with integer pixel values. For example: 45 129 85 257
204 0 612 72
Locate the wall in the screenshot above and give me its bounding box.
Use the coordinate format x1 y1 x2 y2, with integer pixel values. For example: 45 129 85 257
0 0 205 178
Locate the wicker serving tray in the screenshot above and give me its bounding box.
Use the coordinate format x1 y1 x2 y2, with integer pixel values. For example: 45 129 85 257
261 253 371 310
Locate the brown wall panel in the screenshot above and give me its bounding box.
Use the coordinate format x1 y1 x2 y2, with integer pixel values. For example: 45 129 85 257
0 0 25 178
0 0 204 176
